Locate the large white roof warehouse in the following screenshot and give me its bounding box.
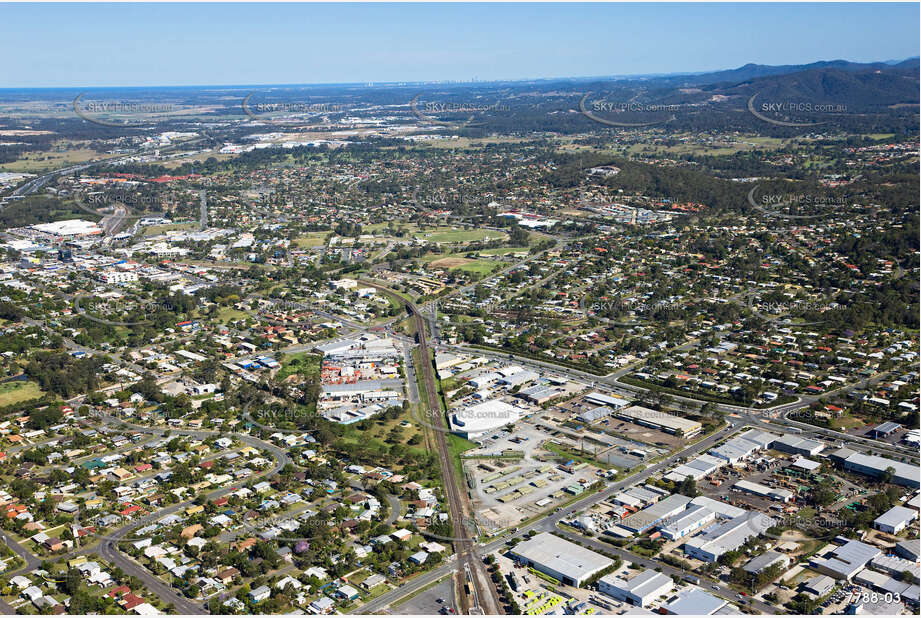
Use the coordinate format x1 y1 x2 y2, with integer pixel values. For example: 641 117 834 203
449 399 519 439
510 532 613 587
30 219 102 237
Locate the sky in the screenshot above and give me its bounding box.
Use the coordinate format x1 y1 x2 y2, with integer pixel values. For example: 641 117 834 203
1 2 918 88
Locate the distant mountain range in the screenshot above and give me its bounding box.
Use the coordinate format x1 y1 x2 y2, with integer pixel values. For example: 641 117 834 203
591 58 920 112
640 57 919 87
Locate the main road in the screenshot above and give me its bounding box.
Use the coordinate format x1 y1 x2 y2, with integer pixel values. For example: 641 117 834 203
358 416 746 614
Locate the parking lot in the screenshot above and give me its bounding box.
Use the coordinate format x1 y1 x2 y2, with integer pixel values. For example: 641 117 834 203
391 576 455 615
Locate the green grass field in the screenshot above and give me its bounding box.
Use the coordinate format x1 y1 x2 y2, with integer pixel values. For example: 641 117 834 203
0 381 44 407
453 259 502 275
276 352 322 382
293 233 328 248
418 227 508 244
142 222 197 236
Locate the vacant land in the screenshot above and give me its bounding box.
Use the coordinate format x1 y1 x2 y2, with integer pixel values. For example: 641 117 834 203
418 227 507 244
0 381 44 407
0 144 110 173
294 233 328 248
429 256 473 269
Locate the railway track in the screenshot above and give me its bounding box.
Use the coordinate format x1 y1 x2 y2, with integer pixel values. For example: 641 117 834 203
361 280 501 615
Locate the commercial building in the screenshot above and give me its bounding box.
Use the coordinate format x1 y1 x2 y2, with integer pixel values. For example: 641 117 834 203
510 532 613 587
499 370 539 387
895 539 920 562
664 454 724 483
684 512 774 563
869 422 902 438
584 392 630 409
709 437 761 464
614 405 702 438
659 505 715 541
810 540 881 580
688 495 746 520
576 405 615 424
743 550 790 574
598 569 673 607
873 505 917 534
771 435 825 457
662 588 727 615
449 399 520 439
30 219 102 238
802 575 836 597
843 453 921 488
517 385 560 405
733 479 795 502
620 494 691 534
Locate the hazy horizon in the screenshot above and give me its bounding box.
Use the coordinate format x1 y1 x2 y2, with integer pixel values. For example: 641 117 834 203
2 2 918 88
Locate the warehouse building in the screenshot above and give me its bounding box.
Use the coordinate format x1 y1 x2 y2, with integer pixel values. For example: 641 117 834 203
873 505 917 534
598 569 673 607
771 435 825 456
743 550 790 574
684 512 774 563
843 453 921 488
689 495 746 520
620 493 691 534
869 422 902 438
499 370 539 387
734 479 795 503
810 539 881 580
517 385 561 405
584 392 630 409
449 399 520 440
709 436 761 464
662 588 727 615
510 532 613 587
664 454 724 482
614 405 702 438
576 405 615 424
659 505 715 540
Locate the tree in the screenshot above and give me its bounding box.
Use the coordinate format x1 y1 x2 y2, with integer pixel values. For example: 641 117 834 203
677 475 699 497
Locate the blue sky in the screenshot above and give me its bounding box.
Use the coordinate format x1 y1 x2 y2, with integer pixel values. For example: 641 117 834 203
1 2 918 87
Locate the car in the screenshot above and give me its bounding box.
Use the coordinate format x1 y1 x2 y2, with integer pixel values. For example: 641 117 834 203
712 586 719 591
436 599 444 604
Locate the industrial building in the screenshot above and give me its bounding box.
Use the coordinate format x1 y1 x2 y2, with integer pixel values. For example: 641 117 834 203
688 495 746 519
598 569 673 607
614 405 702 437
664 454 724 483
770 434 825 456
683 512 774 563
743 550 790 574
733 479 795 502
576 405 615 424
450 399 520 439
662 588 727 615
517 385 561 405
873 505 917 534
510 532 613 587
708 431 774 464
619 493 691 534
843 452 921 488
869 421 902 438
584 391 630 409
810 539 881 580
659 505 715 540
